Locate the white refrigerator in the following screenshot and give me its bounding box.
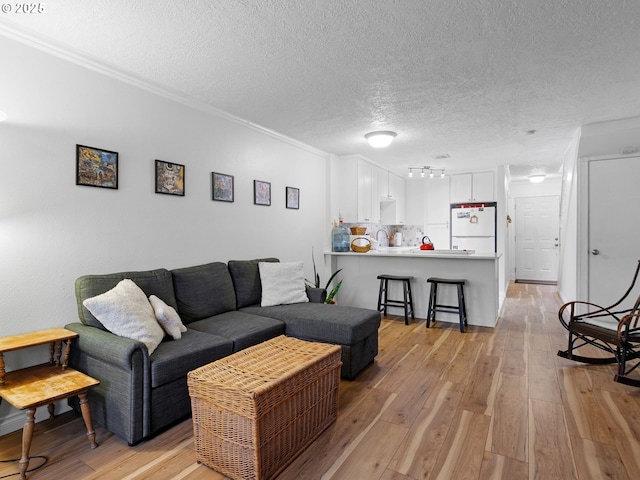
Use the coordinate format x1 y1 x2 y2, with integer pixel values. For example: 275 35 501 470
450 202 497 252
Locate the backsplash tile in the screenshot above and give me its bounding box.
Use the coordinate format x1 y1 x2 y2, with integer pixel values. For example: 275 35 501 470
343 222 425 247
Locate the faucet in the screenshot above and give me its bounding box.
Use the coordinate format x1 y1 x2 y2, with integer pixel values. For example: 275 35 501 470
376 229 388 248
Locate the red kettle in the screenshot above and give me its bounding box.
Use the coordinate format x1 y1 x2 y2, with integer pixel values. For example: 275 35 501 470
420 236 435 250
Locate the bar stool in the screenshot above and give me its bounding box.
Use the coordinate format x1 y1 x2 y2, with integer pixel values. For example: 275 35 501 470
426 277 467 332
377 274 415 325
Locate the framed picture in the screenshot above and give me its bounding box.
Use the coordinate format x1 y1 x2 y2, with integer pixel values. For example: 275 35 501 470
155 160 185 196
76 144 118 189
212 172 234 202
286 186 299 209
254 180 271 206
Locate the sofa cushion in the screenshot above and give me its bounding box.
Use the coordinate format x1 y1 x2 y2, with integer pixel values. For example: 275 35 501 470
82 279 165 355
76 269 176 330
258 261 309 307
149 329 233 388
239 303 381 345
228 257 279 308
149 295 187 340
188 311 285 352
171 262 236 323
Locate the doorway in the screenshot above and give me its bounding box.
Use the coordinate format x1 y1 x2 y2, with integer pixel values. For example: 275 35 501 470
515 195 560 283
585 156 640 308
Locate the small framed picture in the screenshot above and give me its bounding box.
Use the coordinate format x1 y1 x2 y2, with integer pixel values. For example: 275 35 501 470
155 160 185 196
212 172 234 202
76 144 118 189
286 186 299 209
254 180 271 206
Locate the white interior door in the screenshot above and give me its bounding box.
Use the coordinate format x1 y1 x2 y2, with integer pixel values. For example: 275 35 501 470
588 157 640 308
515 196 560 282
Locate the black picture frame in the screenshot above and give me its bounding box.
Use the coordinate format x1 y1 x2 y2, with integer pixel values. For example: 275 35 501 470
254 180 271 206
76 144 118 189
155 160 185 196
286 186 299 209
212 172 234 202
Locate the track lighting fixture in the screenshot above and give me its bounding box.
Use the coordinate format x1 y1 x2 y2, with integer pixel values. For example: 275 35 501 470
408 166 445 179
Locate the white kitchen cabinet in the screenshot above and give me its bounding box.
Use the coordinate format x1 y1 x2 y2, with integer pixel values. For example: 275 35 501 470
450 171 495 202
378 168 389 199
379 170 406 224
336 155 358 222
357 159 379 223
389 173 406 224
337 155 407 224
337 155 380 223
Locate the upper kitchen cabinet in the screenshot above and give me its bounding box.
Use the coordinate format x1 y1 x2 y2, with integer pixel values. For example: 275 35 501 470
390 173 406 224
358 159 380 223
337 155 379 223
380 171 406 224
450 171 495 203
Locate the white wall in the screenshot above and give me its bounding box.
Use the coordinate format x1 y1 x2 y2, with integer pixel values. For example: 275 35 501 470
0 36 328 433
557 131 580 303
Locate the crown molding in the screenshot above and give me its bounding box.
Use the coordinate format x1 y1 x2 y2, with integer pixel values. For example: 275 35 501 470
0 20 329 158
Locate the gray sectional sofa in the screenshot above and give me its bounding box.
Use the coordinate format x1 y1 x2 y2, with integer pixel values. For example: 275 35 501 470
65 258 380 445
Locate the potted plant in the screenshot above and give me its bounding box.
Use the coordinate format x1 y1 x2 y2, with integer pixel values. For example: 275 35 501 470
305 249 342 304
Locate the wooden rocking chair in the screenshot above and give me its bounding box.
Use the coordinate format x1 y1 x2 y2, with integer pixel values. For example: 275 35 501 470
557 260 640 387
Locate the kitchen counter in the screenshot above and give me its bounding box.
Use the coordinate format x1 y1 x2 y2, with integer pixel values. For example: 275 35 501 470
330 247 499 260
326 249 504 328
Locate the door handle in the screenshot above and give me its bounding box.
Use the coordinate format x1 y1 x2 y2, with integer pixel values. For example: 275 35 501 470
591 249 600 255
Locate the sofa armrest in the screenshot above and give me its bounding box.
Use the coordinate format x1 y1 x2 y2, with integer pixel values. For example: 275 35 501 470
65 322 150 444
306 287 327 304
65 322 148 370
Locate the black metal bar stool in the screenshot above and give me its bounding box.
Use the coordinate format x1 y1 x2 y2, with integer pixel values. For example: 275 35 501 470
426 277 467 332
376 274 415 325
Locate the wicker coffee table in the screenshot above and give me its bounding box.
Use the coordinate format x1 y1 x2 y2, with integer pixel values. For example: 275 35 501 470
187 335 342 480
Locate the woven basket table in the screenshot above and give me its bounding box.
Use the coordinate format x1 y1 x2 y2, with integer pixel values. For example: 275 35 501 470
187 335 342 480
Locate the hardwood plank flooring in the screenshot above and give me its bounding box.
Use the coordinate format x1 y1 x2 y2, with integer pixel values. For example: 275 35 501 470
2 281 640 479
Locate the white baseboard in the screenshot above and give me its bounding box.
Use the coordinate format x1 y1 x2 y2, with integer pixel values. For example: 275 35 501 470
0 401 72 436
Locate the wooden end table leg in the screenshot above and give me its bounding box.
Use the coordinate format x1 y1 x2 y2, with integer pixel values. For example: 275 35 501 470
78 392 97 449
0 352 5 385
62 339 72 369
19 408 36 480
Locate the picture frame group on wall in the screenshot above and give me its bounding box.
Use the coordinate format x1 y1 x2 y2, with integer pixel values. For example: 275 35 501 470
286 186 299 209
76 144 118 189
76 148 300 211
253 180 271 206
155 160 185 196
212 172 234 202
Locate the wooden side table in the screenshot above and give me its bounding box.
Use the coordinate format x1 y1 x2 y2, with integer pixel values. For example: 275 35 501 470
0 328 99 480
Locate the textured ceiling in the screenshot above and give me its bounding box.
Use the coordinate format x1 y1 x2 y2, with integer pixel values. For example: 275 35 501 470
3 0 640 180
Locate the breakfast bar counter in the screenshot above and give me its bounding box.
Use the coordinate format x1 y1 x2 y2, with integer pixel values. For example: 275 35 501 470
326 249 504 328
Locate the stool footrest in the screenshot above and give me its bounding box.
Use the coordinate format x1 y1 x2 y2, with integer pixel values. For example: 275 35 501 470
431 305 462 312
380 299 410 306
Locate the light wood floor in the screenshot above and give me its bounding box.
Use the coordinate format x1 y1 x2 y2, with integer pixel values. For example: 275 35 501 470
3 282 640 479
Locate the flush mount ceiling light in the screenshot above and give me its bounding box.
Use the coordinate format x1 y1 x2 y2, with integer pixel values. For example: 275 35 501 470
365 130 397 148
528 174 546 183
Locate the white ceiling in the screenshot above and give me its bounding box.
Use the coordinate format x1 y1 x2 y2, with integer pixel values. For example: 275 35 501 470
3 0 640 180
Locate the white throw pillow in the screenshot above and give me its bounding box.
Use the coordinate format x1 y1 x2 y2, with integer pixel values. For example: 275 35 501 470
149 294 187 340
82 279 165 355
259 261 310 307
